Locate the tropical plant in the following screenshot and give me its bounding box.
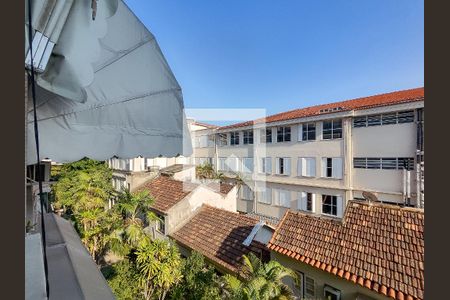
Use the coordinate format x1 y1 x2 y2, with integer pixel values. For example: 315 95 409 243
52 158 116 263
110 189 157 255
103 258 144 300
135 239 183 300
169 251 221 300
222 253 298 300
196 163 216 180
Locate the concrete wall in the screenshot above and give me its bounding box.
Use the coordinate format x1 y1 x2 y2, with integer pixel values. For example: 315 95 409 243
166 185 237 234
172 166 196 182
272 252 390 300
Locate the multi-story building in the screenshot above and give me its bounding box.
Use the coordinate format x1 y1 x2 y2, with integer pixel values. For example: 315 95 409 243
191 88 424 221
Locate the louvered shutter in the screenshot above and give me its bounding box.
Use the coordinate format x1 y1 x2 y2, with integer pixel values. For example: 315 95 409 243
266 158 272 174
285 158 291 176
322 158 327 177
297 158 302 177
332 158 343 179
298 124 303 141
336 196 344 217
300 192 307 210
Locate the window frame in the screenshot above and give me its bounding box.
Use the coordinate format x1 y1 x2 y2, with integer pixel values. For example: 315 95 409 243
242 157 254 173
276 157 291 176
322 195 338 216
277 126 291 142
322 119 342 140
230 131 240 146
243 130 254 145
302 123 316 141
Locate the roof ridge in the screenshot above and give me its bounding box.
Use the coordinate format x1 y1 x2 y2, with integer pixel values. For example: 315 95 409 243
348 200 425 214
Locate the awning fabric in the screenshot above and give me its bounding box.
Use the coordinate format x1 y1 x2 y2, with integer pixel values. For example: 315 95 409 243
26 0 192 164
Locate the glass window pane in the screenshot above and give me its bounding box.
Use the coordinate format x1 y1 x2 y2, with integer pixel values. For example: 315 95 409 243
382 113 397 125
353 116 367 127
367 157 381 169
367 115 382 126
382 158 397 170
398 110 414 123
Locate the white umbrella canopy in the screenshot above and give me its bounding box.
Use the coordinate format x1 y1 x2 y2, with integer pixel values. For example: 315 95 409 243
26 0 192 164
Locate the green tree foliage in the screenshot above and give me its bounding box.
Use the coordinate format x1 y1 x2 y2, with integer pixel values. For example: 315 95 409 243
222 253 298 300
110 189 158 256
103 259 143 300
52 158 116 263
136 239 183 300
196 163 225 182
169 251 221 300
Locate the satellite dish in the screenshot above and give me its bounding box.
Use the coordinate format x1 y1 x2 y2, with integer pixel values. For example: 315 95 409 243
362 191 379 203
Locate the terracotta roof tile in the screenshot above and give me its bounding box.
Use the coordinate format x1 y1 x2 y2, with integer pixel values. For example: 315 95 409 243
220 88 424 130
137 176 198 214
170 205 268 274
206 182 235 195
268 201 424 300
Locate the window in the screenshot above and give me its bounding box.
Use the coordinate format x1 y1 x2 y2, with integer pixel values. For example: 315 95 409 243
322 195 343 217
298 192 315 212
322 119 342 139
260 157 272 174
259 187 272 204
297 157 316 177
381 158 397 170
219 157 227 171
382 113 397 125
241 185 254 200
353 116 367 127
367 114 382 126
322 158 342 179
353 157 366 168
260 128 272 143
398 157 414 170
354 157 415 171
367 157 381 169
156 214 165 234
397 110 414 123
243 130 254 144
242 157 254 173
218 133 228 146
207 135 215 147
299 123 316 141
323 285 341 300
230 132 240 145
304 276 315 298
276 157 291 175
354 110 415 128
277 126 291 142
274 189 291 207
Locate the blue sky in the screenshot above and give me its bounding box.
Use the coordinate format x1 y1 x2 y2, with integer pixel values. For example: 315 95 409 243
125 0 423 120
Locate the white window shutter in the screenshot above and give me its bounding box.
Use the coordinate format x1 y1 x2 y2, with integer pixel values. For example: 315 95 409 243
336 196 343 217
298 124 303 141
297 158 302 177
308 158 316 177
273 189 279 206
266 187 272 204
332 158 343 179
302 158 308 176
311 193 316 212
266 158 272 174
276 158 280 174
300 192 307 210
285 158 291 176
322 158 327 177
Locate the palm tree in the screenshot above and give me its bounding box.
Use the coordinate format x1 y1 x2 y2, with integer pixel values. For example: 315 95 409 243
222 253 298 300
112 189 157 254
136 239 183 300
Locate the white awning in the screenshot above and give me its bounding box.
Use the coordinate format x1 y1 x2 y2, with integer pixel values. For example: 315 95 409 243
26 0 192 164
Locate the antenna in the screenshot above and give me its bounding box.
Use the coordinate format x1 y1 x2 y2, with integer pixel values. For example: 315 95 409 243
362 191 379 203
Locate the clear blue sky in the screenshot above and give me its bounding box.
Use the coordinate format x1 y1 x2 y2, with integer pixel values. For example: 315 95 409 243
125 0 423 118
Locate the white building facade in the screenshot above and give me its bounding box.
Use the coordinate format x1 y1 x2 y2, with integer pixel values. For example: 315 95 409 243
191 88 425 220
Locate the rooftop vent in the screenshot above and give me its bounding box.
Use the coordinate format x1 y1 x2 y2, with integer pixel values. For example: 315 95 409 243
319 106 344 114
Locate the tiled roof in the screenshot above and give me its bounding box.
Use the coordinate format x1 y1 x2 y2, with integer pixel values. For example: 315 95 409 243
206 182 235 195
220 87 424 130
192 121 219 129
170 205 268 274
268 201 424 300
137 176 198 214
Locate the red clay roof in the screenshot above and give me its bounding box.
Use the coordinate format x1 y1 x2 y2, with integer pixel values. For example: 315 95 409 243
137 176 198 214
220 87 424 130
170 205 268 274
206 182 235 195
193 121 219 129
268 201 424 300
